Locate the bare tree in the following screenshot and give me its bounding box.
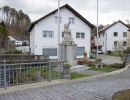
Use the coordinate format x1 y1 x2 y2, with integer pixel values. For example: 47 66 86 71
114 41 129 67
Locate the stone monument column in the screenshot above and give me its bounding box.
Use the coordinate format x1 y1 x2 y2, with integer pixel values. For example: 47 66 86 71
60 24 77 65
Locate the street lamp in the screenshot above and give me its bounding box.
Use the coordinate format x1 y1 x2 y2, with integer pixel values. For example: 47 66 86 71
96 0 99 59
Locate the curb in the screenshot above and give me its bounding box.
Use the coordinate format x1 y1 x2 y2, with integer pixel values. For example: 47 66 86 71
0 79 68 95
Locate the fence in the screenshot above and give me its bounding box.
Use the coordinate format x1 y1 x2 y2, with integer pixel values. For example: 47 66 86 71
0 54 49 64
0 61 66 88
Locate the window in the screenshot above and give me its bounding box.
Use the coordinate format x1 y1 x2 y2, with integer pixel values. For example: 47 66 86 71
76 47 85 56
123 32 127 37
43 31 54 38
123 41 127 46
76 33 85 38
69 18 75 24
114 41 117 46
55 16 61 24
62 32 64 38
43 48 57 56
114 32 118 37
76 33 80 38
81 33 85 38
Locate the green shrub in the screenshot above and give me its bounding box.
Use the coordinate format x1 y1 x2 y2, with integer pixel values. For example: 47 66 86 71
64 63 71 68
13 49 22 54
104 63 124 69
107 50 112 54
111 63 124 68
6 49 22 54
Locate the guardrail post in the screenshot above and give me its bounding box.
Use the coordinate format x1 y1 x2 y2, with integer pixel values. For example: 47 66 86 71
4 60 7 89
58 62 60 79
48 62 51 82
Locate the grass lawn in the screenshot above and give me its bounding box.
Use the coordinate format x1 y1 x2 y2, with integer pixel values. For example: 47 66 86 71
24 67 91 80
112 89 130 100
71 73 91 80
88 66 120 72
24 67 63 79
107 52 120 57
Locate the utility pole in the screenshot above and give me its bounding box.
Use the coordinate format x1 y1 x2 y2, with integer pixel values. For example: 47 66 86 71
57 0 60 61
96 0 99 59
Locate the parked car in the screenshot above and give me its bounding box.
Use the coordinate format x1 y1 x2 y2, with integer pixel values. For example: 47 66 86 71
97 50 104 54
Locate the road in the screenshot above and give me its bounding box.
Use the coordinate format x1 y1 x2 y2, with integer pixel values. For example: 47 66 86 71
0 67 130 100
98 54 122 64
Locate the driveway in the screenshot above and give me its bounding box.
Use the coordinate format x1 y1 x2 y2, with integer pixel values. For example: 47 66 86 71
0 67 130 100
98 54 122 64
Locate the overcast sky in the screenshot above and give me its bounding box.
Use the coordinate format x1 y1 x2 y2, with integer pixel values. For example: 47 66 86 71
0 0 130 25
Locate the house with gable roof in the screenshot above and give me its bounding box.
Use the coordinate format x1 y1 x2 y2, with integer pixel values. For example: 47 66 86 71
28 4 94 59
97 20 130 53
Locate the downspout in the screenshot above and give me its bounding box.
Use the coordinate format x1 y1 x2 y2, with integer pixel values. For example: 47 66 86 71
105 32 107 53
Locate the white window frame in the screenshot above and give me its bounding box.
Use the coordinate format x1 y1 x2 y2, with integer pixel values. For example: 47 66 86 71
114 32 118 37
62 32 64 38
123 41 127 46
55 16 61 24
123 32 127 37
114 41 117 46
76 32 85 39
43 31 54 38
69 17 75 24
76 47 85 56
43 48 57 56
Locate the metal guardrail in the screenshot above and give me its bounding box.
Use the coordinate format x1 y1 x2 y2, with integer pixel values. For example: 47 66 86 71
0 61 66 88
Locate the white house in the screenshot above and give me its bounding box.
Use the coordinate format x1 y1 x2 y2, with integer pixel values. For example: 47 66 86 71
9 36 23 46
29 4 94 59
9 35 29 46
98 20 130 53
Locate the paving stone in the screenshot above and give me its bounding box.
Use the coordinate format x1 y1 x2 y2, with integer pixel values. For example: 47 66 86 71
0 69 130 100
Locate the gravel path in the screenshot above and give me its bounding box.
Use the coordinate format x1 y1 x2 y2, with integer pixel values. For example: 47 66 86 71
0 68 130 100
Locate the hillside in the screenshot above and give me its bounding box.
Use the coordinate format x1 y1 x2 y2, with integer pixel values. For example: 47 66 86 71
0 6 31 51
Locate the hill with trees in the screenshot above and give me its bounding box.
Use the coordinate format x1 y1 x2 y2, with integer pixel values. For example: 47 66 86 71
0 6 31 51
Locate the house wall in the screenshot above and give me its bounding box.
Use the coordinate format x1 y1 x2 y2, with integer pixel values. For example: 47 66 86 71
15 41 23 46
99 22 129 52
128 31 130 48
30 7 91 59
9 36 23 46
30 27 35 54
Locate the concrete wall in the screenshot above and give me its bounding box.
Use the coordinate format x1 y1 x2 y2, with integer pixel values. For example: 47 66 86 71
16 46 29 53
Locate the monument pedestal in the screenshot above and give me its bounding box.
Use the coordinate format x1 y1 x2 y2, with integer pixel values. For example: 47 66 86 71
59 23 77 65
60 41 77 65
